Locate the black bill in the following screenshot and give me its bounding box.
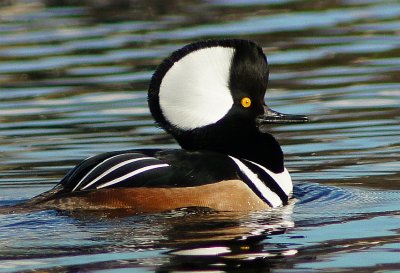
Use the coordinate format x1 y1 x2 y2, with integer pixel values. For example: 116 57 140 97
256 106 309 125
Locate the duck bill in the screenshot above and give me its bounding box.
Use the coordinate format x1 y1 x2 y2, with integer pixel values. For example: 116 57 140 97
257 106 308 125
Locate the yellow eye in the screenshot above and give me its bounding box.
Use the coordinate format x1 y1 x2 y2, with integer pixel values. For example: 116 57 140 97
241 97 252 108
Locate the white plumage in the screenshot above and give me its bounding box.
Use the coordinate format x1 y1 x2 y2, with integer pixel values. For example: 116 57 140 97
159 46 235 130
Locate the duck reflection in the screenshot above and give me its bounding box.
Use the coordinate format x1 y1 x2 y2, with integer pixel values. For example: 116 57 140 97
62 202 296 271
161 205 295 272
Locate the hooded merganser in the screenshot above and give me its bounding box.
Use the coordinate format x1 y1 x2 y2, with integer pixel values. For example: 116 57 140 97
25 39 308 212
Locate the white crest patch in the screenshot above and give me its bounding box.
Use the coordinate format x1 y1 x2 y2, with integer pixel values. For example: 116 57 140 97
159 46 235 130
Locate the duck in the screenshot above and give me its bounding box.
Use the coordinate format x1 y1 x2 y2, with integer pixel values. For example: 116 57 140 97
22 39 308 213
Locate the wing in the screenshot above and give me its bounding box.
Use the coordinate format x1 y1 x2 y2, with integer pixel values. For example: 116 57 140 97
59 150 171 193
57 149 240 194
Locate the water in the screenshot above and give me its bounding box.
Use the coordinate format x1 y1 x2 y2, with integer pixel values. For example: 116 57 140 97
0 0 399 271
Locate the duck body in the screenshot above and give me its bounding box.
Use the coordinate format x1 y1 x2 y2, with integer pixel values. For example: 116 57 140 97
21 39 307 213
32 149 291 212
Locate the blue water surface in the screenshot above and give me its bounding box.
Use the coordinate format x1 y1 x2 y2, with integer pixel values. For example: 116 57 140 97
0 0 399 272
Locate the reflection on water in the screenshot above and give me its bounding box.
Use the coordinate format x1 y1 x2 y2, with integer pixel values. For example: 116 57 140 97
0 0 399 272
1 185 398 272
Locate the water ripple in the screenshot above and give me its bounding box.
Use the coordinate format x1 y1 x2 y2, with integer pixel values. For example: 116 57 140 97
0 0 399 272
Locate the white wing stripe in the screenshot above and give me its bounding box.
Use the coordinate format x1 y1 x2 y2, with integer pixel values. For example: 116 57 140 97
229 156 282 208
72 154 129 192
96 163 170 189
80 157 154 190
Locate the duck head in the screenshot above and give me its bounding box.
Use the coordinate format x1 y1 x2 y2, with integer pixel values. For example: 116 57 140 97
148 39 307 173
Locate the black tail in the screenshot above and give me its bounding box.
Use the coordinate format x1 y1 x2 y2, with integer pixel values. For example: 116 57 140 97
0 185 63 214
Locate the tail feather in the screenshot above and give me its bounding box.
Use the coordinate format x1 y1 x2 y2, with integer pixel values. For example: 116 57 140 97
0 185 63 214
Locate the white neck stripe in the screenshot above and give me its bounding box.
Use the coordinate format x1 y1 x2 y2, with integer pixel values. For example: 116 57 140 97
96 164 170 189
229 156 282 207
243 159 293 196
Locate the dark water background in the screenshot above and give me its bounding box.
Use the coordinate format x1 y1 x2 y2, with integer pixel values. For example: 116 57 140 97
0 0 399 272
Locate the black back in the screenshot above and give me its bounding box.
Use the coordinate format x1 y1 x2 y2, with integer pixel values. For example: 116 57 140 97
59 149 240 193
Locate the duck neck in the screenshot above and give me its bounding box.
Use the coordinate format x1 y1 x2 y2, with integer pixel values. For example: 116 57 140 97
176 128 285 173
